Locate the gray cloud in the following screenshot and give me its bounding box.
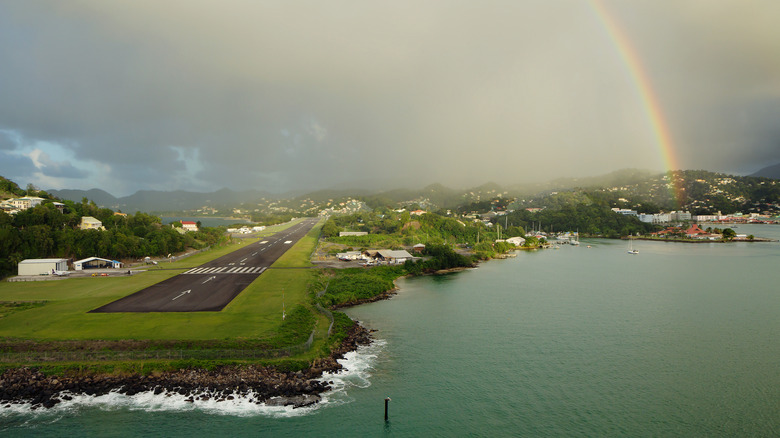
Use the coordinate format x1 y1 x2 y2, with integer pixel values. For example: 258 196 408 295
1 0 779 195
35 151 89 179
0 130 18 150
0 151 36 181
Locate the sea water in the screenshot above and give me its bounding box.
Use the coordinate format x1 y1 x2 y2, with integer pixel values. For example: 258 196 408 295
3 225 779 436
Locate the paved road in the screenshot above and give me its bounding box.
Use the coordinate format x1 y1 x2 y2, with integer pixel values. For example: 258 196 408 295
91 218 319 313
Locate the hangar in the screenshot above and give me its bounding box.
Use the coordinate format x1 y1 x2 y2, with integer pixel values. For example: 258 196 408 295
18 259 69 276
74 257 123 270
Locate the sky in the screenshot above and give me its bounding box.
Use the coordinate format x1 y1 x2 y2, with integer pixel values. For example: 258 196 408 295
1 1 779 197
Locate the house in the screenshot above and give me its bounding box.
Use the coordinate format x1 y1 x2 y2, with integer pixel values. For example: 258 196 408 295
506 236 526 246
80 216 104 230
181 221 198 232
114 212 127 217
8 197 45 211
0 200 18 214
612 208 638 216
652 227 682 236
412 243 426 253
18 258 69 276
410 210 426 216
685 224 707 238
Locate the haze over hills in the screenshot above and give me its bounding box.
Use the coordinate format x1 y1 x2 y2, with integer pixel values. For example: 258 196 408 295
46 169 658 213
43 168 779 216
750 162 780 179
48 187 277 213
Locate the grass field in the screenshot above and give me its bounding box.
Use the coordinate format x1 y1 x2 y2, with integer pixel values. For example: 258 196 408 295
0 219 325 343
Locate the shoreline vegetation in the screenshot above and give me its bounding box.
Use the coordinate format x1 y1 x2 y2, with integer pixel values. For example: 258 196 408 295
2 215 774 410
0 238 480 410
634 236 777 243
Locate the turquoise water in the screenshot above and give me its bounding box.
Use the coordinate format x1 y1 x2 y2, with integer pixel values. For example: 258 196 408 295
3 225 779 436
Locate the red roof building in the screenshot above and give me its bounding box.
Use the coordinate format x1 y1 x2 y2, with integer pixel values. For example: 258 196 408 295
181 221 199 232
685 224 706 237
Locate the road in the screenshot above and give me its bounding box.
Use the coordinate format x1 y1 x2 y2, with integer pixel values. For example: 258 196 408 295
91 218 319 313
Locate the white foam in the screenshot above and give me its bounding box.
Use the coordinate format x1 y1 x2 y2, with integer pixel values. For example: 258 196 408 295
315 339 386 409
0 339 386 419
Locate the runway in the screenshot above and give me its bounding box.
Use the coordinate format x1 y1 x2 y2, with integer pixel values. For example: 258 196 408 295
91 218 319 312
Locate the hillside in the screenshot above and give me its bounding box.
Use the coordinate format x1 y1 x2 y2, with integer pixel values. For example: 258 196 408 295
33 168 780 219
750 162 780 179
48 187 276 213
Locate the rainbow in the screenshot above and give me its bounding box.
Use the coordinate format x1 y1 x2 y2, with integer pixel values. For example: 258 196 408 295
589 0 684 207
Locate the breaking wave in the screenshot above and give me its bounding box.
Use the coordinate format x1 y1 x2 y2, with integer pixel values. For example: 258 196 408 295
0 339 386 423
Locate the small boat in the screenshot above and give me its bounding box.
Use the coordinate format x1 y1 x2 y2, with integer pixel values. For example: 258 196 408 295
627 238 639 254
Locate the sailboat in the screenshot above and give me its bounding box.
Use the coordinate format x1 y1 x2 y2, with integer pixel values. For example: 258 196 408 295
627 237 639 254
570 229 580 246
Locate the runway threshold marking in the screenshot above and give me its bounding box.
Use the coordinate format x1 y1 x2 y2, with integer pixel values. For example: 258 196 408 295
183 266 266 274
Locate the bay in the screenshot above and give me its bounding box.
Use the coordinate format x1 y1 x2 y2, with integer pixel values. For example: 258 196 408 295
3 224 779 436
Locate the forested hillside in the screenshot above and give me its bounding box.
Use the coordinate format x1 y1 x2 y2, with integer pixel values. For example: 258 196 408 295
1 179 227 278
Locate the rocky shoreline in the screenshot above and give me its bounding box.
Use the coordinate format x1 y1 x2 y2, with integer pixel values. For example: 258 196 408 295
0 321 372 410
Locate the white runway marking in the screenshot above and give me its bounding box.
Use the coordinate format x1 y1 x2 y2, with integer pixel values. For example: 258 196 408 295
183 266 266 275
172 289 191 300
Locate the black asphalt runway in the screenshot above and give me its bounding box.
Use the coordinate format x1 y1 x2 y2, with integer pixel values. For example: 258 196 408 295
91 218 319 313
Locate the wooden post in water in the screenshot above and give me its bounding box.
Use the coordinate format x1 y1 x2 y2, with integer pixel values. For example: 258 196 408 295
384 397 391 421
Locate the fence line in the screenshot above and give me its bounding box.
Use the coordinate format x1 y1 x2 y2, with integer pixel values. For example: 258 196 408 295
0 342 315 363
314 281 335 336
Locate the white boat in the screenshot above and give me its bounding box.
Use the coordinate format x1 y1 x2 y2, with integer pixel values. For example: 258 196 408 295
627 238 639 254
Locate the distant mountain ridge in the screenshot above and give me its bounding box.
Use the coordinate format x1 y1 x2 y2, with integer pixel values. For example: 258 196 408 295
47 169 665 212
48 187 276 213
750 163 780 179
44 167 777 215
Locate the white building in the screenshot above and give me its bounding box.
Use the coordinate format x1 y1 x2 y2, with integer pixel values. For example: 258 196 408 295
375 249 414 264
612 208 638 216
339 231 368 237
506 236 526 246
17 258 69 276
80 216 103 230
8 197 45 211
670 211 692 222
181 221 199 232
337 251 365 261
0 200 18 214
74 257 123 270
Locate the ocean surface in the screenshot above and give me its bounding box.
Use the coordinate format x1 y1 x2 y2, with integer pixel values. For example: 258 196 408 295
3 224 779 437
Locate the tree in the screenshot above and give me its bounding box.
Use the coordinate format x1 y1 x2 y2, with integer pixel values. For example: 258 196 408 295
721 228 736 240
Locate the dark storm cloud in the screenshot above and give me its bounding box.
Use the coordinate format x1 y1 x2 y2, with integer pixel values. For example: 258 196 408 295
0 131 17 150
1 0 779 195
0 151 37 181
